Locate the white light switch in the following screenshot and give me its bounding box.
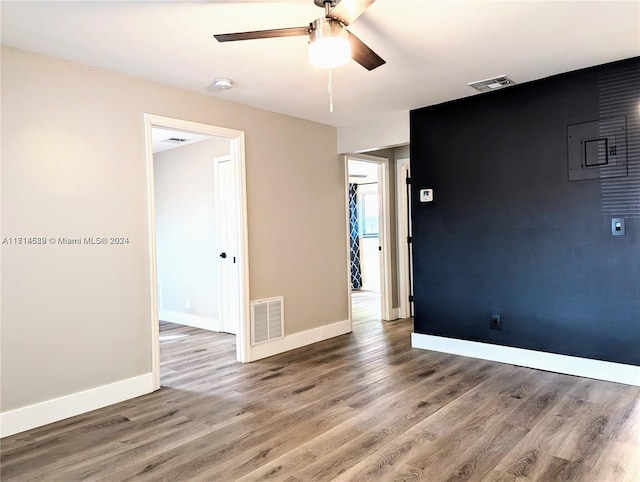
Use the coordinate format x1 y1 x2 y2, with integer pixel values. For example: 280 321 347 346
420 188 434 202
612 217 625 236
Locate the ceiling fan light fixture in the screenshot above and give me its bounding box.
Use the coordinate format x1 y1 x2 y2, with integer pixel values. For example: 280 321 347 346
308 17 351 69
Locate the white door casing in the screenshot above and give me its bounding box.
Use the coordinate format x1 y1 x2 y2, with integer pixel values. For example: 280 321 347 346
346 153 394 322
144 114 250 390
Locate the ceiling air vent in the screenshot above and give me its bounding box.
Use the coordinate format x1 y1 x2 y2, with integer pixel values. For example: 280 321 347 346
162 137 189 144
468 75 515 93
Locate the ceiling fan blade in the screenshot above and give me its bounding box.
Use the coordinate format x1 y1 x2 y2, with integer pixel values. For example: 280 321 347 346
214 26 309 42
328 0 376 26
348 31 385 71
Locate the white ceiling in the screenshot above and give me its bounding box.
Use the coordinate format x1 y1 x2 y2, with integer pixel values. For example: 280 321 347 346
152 127 212 153
2 1 638 128
348 159 379 183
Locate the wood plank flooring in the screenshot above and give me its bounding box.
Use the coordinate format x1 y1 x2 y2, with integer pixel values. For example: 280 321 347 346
2 303 639 481
350 289 381 323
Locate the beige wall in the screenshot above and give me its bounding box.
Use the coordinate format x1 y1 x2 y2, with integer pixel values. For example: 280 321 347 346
337 111 410 154
394 145 410 161
1 46 347 412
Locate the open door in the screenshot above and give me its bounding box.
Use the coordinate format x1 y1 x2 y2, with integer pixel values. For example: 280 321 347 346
396 157 413 318
215 155 240 335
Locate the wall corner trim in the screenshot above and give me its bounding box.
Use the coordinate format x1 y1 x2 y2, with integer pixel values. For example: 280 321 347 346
0 373 155 438
249 319 351 362
411 333 640 386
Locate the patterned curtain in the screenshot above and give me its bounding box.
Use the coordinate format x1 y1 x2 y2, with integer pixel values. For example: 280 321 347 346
349 183 362 289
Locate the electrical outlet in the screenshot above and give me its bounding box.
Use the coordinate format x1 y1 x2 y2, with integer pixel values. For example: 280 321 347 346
490 314 501 330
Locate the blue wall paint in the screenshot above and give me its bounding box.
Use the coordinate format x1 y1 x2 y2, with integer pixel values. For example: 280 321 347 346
410 58 640 366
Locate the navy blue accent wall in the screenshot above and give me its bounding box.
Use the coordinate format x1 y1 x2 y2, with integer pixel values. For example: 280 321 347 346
410 58 640 366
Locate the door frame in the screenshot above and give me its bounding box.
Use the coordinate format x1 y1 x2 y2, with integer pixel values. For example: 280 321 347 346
396 157 412 319
345 153 394 321
144 114 251 390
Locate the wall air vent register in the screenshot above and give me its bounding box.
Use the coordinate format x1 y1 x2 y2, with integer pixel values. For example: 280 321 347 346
468 75 516 92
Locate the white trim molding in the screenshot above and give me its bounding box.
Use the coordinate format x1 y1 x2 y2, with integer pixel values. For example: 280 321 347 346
0 373 155 438
144 114 251 383
412 333 640 386
249 320 351 362
345 153 394 321
158 310 219 331
343 155 353 332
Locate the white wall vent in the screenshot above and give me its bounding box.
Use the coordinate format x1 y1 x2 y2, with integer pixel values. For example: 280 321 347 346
251 296 284 345
468 75 516 93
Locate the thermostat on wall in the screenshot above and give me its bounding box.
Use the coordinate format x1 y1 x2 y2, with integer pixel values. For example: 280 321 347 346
420 188 434 202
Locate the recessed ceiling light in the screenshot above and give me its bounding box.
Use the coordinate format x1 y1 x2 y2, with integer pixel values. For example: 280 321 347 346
213 78 233 90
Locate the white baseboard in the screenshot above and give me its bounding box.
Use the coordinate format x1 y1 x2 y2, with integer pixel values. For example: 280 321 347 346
411 333 640 386
250 319 351 361
0 373 155 438
159 310 218 331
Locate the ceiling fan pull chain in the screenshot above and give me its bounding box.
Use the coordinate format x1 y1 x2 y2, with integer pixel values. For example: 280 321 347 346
328 68 334 113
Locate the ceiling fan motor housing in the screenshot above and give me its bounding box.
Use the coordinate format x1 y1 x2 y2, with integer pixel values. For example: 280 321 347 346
310 17 348 44
314 0 338 8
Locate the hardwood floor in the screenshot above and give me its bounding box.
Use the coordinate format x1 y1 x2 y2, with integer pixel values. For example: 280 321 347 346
351 289 381 323
2 314 639 481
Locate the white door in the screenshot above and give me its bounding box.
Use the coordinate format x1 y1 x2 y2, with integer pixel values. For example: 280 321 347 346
396 158 413 318
215 155 239 335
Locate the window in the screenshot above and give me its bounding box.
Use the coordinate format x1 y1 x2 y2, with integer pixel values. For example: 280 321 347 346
359 190 379 237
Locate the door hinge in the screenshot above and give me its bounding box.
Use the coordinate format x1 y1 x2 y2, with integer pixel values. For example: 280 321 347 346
407 236 412 244
405 177 412 185
408 295 414 302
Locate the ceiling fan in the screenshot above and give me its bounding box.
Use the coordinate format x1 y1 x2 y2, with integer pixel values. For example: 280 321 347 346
214 0 385 71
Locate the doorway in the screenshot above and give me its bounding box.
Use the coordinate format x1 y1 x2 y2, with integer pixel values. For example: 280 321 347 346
153 130 232 334
144 115 250 390
346 154 394 324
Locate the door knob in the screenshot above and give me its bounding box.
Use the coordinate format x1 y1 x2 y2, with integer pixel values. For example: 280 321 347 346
220 252 227 259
